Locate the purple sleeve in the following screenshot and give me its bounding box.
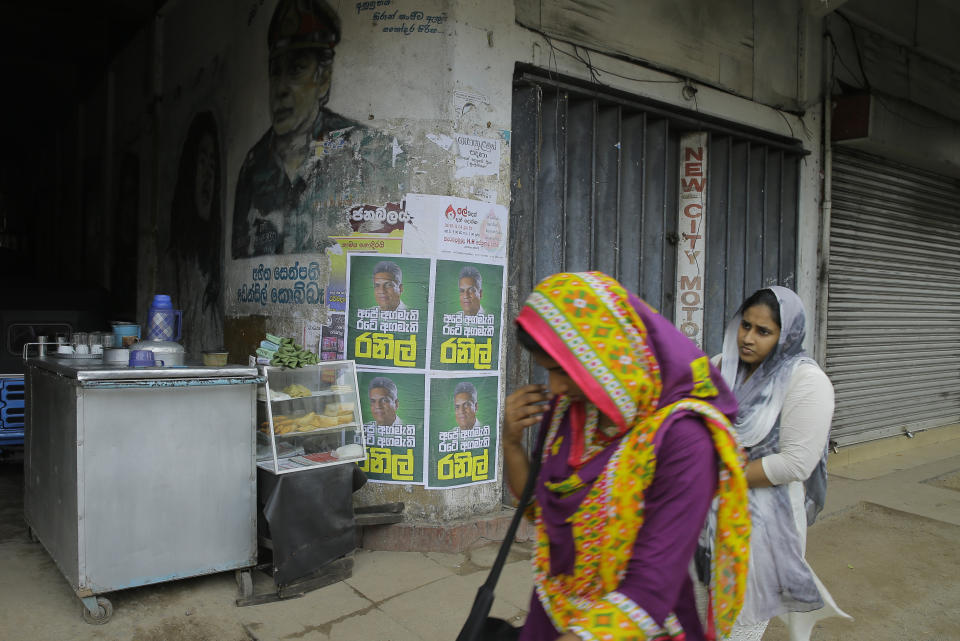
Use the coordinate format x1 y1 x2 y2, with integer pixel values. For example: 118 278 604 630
615 414 718 626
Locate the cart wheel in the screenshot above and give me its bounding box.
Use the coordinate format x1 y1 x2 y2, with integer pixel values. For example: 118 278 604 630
235 569 254 598
81 597 113 625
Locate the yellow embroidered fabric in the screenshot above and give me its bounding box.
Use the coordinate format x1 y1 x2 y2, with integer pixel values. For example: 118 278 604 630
517 272 750 640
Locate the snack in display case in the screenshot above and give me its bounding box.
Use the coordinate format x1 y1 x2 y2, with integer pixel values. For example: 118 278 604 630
256 360 367 474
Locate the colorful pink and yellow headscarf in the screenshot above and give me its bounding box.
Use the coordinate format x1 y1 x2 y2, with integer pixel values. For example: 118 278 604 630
517 272 750 640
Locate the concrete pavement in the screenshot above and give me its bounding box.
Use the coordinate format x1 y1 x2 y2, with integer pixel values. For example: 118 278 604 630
1 424 959 640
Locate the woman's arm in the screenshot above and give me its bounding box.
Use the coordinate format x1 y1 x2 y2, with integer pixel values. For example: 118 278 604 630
759 363 835 486
502 384 550 499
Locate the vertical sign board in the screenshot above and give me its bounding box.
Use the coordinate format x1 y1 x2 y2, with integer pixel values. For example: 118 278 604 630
675 133 708 348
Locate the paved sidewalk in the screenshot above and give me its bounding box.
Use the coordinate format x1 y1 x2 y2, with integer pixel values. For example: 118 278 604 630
1 428 959 640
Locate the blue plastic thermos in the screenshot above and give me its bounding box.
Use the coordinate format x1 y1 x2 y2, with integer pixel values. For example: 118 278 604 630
146 294 182 342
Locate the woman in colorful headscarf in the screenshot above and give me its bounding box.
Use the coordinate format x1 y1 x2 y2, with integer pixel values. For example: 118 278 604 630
504 272 750 641
712 287 851 641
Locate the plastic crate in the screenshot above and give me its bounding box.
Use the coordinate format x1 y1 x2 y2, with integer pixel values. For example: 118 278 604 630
0 375 25 448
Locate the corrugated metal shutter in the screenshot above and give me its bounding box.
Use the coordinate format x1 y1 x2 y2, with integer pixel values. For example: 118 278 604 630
827 148 960 445
508 69 803 360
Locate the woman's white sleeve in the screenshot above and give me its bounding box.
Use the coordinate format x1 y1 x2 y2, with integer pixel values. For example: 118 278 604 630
760 364 835 486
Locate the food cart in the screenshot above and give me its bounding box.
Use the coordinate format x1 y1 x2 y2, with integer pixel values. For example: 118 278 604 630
23 355 262 623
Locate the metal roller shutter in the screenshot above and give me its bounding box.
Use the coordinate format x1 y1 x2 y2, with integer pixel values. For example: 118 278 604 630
827 148 960 445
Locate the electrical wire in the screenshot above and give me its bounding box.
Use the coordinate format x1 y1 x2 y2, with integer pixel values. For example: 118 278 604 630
539 33 683 85
827 19 942 130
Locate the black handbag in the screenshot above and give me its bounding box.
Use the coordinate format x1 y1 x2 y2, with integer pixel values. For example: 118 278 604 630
455 427 545 641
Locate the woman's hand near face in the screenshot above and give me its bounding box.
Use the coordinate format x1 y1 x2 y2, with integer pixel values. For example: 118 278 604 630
504 384 549 446
503 383 549 499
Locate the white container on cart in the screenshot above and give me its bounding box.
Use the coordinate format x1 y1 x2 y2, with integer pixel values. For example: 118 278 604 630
23 356 262 623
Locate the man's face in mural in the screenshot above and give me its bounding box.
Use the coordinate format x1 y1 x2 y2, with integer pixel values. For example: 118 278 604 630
194 133 216 221
373 271 403 311
458 276 482 316
454 392 478 430
268 49 332 138
369 386 399 426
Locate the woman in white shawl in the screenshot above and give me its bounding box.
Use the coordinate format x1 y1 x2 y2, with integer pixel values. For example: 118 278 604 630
708 287 850 640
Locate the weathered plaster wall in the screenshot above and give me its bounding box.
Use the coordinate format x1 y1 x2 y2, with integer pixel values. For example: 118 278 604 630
825 1 960 177
514 0 817 112
108 0 826 522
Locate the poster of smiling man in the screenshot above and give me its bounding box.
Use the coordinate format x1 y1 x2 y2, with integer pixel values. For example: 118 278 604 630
426 375 498 489
231 0 407 259
356 371 425 484
431 260 503 372
346 254 429 369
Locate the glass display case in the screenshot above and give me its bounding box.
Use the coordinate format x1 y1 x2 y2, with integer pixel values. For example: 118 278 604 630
257 361 366 474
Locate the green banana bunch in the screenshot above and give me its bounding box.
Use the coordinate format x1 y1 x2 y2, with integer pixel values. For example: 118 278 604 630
269 337 320 368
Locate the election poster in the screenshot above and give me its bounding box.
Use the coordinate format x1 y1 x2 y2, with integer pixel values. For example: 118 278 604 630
356 371 425 484
426 375 499 489
431 260 503 372
346 255 430 369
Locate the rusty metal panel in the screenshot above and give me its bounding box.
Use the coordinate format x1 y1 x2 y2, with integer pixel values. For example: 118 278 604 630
565 97 596 272
594 105 622 279
509 68 803 368
704 134 731 353
641 117 670 314
617 112 646 295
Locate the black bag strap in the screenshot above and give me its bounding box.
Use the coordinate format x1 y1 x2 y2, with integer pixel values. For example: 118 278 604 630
455 423 548 641
481 421 548 590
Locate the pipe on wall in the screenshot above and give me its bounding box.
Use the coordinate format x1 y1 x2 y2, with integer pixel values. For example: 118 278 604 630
815 30 833 365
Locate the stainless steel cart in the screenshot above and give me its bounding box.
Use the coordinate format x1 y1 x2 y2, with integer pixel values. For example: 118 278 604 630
23 357 262 623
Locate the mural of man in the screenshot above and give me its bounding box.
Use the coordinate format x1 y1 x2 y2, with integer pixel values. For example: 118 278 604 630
453 381 481 431
458 265 484 316
368 376 402 427
372 260 406 312
232 0 405 258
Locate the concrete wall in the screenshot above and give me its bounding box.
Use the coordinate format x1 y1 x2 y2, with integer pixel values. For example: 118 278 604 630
102 0 825 522
825 1 960 178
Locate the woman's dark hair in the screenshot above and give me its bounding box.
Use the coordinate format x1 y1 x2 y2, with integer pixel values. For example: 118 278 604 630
516 324 547 355
741 289 781 327
170 111 222 263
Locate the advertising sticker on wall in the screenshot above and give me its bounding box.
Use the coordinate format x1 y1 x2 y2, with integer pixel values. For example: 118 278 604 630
405 194 507 259
426 375 499 489
346 254 430 369
356 371 425 484
431 260 503 371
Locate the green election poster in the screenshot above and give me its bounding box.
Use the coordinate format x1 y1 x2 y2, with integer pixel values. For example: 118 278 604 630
430 260 503 372
347 254 430 369
426 375 499 488
356 371 425 484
